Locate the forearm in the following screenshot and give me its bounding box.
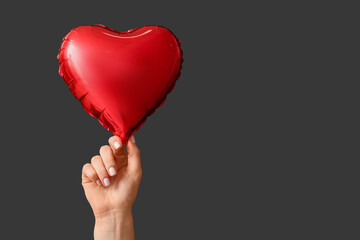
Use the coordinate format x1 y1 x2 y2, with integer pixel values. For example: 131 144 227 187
94 209 134 240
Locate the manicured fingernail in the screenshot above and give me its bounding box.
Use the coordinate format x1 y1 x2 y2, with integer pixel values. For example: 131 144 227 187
114 141 121 149
130 135 135 143
109 167 117 176
103 178 110 187
96 180 101 186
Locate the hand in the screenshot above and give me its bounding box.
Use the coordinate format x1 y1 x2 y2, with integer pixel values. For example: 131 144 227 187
81 135 142 240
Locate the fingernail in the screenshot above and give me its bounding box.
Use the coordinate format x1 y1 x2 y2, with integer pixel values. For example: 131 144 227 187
130 135 135 143
109 167 117 176
96 180 101 186
114 141 121 149
103 178 110 187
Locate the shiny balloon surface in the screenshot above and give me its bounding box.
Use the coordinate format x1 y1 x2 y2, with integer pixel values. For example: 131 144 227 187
58 25 183 143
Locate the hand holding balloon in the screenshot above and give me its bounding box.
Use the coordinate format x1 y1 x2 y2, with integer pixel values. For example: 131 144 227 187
82 135 141 240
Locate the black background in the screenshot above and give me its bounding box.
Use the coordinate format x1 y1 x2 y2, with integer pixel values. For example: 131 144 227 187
1 1 358 239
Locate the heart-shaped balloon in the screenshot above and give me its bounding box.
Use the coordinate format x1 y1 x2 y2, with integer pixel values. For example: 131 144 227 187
57 25 183 143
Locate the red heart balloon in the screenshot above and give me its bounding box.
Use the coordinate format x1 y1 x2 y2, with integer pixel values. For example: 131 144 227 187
57 25 183 143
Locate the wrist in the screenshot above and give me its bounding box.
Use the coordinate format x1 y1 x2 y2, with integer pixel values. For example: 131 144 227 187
94 209 134 240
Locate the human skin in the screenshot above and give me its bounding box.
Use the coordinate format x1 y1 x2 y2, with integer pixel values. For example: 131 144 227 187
82 135 142 240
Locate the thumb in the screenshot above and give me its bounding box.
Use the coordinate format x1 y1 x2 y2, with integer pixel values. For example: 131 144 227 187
126 135 142 174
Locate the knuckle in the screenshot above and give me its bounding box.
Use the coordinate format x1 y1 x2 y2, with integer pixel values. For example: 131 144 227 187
108 136 115 145
82 163 91 172
108 136 118 145
82 164 97 179
99 145 111 154
91 155 101 164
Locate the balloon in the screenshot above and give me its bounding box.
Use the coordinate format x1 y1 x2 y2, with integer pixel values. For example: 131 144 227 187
57 25 183 143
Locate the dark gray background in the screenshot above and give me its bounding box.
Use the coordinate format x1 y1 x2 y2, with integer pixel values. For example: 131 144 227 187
1 1 358 239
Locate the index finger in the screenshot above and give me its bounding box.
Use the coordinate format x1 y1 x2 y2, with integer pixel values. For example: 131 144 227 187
108 135 128 157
